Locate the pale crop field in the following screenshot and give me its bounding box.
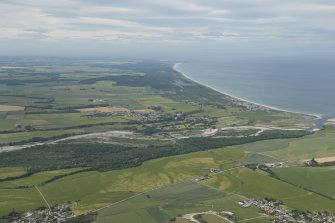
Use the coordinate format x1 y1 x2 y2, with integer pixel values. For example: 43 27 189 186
0 105 24 112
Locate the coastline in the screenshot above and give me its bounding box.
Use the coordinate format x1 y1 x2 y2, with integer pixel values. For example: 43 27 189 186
173 62 322 120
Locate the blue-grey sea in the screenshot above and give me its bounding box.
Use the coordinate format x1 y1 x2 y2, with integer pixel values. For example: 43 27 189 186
177 56 335 117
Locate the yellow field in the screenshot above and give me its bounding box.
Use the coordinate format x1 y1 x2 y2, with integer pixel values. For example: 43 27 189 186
133 109 155 113
8 148 244 214
77 106 154 114
315 156 335 163
77 106 129 113
0 105 25 112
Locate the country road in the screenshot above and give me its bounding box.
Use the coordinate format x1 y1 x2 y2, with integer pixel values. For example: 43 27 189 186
0 130 134 153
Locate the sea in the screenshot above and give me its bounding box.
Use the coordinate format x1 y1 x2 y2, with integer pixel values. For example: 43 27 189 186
176 56 335 118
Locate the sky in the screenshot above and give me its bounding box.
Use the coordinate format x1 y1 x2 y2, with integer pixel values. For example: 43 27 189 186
1 0 335 58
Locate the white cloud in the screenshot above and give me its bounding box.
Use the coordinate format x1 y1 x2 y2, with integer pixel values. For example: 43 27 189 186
0 0 334 46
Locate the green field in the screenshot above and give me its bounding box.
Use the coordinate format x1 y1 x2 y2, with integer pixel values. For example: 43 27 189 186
201 214 231 223
1 142 335 219
0 59 312 144
203 167 335 212
0 59 333 222
264 130 335 162
0 167 26 180
0 168 84 188
238 128 335 164
239 152 279 165
0 188 45 214
273 166 335 199
0 148 245 215
95 181 269 223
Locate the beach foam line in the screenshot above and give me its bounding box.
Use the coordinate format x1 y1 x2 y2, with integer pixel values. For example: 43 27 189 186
173 62 321 119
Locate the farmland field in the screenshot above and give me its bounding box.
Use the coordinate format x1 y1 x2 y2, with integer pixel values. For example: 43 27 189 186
0 167 27 180
1 142 335 219
0 59 313 145
95 181 270 223
236 128 335 164
263 129 335 163
203 167 335 211
201 214 231 223
273 166 335 198
0 105 25 112
0 59 333 223
0 147 245 215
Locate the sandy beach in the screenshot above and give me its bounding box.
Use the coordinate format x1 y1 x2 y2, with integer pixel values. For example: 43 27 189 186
173 62 322 120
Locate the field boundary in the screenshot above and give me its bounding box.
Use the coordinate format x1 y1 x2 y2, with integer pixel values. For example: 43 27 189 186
34 185 51 210
273 172 335 201
90 166 243 214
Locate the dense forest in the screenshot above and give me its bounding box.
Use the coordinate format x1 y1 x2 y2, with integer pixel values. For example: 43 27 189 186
0 130 309 172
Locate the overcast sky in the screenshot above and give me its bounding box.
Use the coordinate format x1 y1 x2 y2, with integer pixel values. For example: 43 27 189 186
1 0 335 58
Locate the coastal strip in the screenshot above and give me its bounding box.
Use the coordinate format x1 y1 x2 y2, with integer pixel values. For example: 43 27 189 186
173 62 321 120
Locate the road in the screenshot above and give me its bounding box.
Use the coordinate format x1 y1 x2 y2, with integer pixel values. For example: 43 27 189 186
0 130 134 153
182 211 234 223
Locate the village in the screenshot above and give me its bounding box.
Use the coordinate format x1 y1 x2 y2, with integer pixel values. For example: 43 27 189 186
5 203 74 223
238 199 335 222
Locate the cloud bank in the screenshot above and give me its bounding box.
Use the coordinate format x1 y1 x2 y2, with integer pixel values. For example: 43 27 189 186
1 0 334 56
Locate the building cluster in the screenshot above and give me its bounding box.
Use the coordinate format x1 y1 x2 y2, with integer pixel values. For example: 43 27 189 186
93 98 107 102
264 162 288 168
84 110 164 122
304 158 319 167
137 112 166 123
238 199 335 222
8 203 74 223
231 98 271 111
181 100 203 107
193 175 209 182
14 124 35 131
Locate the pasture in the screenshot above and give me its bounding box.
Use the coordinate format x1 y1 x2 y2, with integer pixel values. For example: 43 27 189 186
273 166 335 198
0 188 45 215
0 167 27 180
1 143 334 218
95 181 269 223
0 148 245 216
0 168 85 188
77 106 129 113
263 128 335 163
236 128 335 164
0 59 330 222
203 167 335 212
201 214 231 223
0 59 312 145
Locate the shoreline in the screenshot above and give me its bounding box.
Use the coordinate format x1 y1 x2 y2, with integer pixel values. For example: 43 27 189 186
173 62 322 120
